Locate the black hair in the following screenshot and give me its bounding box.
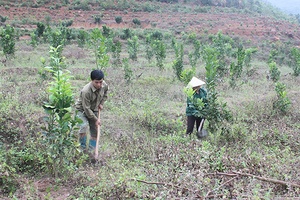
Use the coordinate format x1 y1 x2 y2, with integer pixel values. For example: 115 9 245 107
91 69 104 80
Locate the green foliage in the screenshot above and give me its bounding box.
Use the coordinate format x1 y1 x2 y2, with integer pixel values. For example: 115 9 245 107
210 31 234 77
188 39 201 68
268 61 281 82
172 40 184 81
102 25 112 38
94 14 102 24
180 67 196 85
122 58 133 83
115 16 123 24
290 47 300 76
47 26 67 49
71 0 91 10
77 29 89 48
29 31 38 47
150 30 163 41
127 35 139 61
0 25 16 58
36 22 46 38
0 15 8 23
145 34 154 62
230 45 246 87
0 156 18 195
90 28 109 70
152 39 166 70
273 82 291 114
268 49 278 64
111 40 122 66
42 46 82 178
244 47 257 75
61 19 73 27
132 18 141 25
120 28 132 40
202 46 232 133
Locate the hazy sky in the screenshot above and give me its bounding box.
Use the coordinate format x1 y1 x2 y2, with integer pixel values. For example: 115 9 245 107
264 0 300 14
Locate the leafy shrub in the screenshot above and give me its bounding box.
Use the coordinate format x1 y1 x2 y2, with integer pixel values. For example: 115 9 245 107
112 40 122 65
90 28 109 70
290 47 300 76
150 30 163 40
172 40 184 81
0 148 19 195
268 61 281 82
180 67 196 85
230 45 246 87
77 29 89 48
120 28 132 40
42 46 83 178
70 0 91 10
122 58 133 83
273 82 291 113
151 39 166 70
127 35 139 61
132 18 141 25
94 14 102 24
61 19 73 27
0 15 8 23
102 25 112 37
0 25 16 58
115 16 123 24
36 22 46 37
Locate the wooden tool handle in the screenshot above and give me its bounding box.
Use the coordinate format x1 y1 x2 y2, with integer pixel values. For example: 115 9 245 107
95 109 101 159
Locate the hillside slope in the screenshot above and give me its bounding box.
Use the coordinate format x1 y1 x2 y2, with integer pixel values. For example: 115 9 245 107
0 1 299 45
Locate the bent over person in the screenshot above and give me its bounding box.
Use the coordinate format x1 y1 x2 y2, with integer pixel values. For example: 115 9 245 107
186 77 207 137
75 69 109 150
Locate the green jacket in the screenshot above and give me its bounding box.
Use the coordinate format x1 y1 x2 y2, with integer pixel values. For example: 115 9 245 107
186 87 207 117
75 81 109 121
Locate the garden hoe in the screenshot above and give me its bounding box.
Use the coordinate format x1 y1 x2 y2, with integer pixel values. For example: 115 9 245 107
197 119 208 139
95 109 100 160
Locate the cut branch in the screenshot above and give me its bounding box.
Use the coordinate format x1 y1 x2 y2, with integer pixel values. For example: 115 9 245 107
232 171 300 188
205 176 238 198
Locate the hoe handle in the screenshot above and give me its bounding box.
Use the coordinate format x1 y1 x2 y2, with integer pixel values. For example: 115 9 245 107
95 109 101 159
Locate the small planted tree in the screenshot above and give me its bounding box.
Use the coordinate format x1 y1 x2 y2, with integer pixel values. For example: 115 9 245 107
145 34 154 63
122 58 133 83
290 47 300 76
211 31 234 77
42 46 82 178
127 35 139 61
0 25 16 59
188 39 201 69
229 45 246 87
77 29 89 48
180 67 196 85
196 46 232 134
115 16 123 24
172 40 184 81
273 82 291 113
152 39 166 70
90 28 109 71
244 47 257 75
268 61 281 82
111 40 122 66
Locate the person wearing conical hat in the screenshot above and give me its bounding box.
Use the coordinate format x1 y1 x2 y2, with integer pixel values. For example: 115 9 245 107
186 77 207 136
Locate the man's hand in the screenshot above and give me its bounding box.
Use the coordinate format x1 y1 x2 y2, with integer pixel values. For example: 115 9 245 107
96 118 101 127
98 104 103 110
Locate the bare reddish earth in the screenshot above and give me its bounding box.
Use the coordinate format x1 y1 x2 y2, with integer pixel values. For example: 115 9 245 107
1 5 300 45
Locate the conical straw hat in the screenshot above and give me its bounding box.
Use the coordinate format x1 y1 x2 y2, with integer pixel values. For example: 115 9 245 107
187 77 206 88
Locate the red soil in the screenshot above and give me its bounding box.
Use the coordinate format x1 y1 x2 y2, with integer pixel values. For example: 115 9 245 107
1 5 300 45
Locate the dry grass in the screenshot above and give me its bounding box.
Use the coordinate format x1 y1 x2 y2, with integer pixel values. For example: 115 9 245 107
1 35 299 199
